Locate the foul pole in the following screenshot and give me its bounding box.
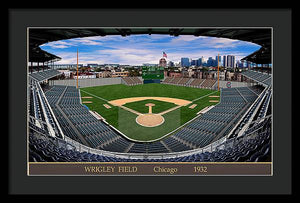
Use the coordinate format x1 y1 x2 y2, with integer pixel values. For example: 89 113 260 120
76 48 79 89
217 53 220 91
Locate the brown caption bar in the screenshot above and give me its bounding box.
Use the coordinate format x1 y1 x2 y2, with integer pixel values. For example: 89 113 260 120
28 162 272 176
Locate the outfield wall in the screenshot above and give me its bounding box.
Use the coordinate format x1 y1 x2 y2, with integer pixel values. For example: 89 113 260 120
218 80 255 88
51 78 122 87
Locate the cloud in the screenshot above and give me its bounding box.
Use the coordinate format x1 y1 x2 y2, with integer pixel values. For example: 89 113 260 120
171 35 199 43
68 38 103 46
41 36 104 49
41 34 261 65
41 41 76 49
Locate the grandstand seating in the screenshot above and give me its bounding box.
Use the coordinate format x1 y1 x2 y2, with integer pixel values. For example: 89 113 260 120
256 89 272 121
228 87 268 138
242 70 271 86
29 69 62 82
156 86 259 151
29 81 64 138
161 136 193 152
127 142 169 153
29 117 271 162
44 85 133 151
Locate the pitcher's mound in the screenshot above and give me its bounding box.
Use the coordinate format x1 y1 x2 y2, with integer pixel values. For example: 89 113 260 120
136 114 165 127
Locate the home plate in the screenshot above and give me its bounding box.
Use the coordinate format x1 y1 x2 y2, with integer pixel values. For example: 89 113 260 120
189 104 197 109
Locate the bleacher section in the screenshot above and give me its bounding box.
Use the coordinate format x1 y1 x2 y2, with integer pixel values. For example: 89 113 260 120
168 77 182 85
189 78 205 87
161 77 174 84
162 77 216 89
177 78 190 86
29 69 62 82
130 77 143 84
200 79 217 89
122 77 143 85
242 70 271 86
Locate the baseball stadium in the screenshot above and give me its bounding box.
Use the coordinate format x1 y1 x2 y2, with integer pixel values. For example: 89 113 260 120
28 28 272 162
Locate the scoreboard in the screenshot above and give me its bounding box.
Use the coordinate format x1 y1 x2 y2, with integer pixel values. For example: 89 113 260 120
142 66 164 80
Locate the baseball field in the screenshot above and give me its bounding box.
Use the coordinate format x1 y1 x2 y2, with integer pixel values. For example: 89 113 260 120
80 83 220 142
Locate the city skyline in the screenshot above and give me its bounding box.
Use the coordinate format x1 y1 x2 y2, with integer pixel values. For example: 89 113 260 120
40 34 261 66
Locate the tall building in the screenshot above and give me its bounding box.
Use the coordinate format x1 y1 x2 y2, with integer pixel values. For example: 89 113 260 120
191 59 197 66
207 57 214 67
198 57 204 67
223 55 227 67
159 58 167 67
227 55 235 68
181 58 190 67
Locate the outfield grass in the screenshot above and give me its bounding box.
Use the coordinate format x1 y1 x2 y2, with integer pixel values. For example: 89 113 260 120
81 83 214 101
80 83 220 141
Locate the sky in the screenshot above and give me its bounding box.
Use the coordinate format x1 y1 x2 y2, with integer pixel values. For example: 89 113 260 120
40 34 261 66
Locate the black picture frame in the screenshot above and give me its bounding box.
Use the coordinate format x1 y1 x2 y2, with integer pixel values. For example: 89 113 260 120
8 8 292 195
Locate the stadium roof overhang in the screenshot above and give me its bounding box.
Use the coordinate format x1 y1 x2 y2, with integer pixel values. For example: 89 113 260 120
29 28 271 64
29 46 61 63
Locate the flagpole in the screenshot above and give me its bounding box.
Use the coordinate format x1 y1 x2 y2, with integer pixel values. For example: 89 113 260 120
217 53 220 91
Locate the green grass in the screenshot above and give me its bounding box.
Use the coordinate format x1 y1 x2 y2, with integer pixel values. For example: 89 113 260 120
80 93 119 127
180 91 220 125
80 83 220 141
81 83 214 101
123 99 177 114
